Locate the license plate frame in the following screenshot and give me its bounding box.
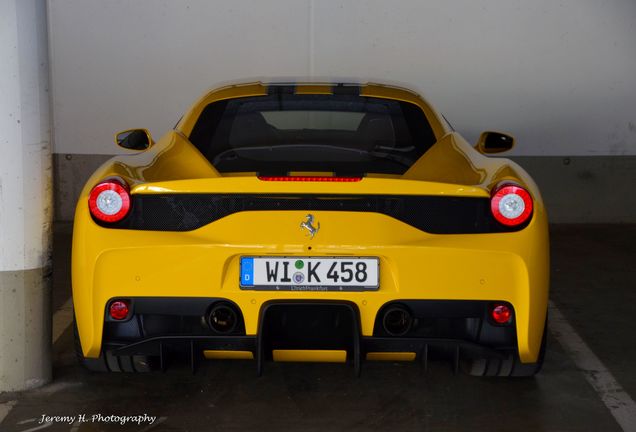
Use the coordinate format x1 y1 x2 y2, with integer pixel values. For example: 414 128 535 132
239 256 380 291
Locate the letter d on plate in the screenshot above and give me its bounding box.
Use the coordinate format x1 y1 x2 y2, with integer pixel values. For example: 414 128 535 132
241 257 254 286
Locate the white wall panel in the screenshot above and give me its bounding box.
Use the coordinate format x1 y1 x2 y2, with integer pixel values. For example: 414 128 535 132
48 0 636 156
48 0 311 155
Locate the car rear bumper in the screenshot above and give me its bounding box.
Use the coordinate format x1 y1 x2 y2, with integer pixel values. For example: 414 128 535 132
103 298 520 374
73 206 549 363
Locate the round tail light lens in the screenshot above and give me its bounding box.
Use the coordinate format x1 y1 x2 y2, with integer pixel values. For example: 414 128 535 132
88 179 131 222
109 300 130 320
490 303 513 324
490 183 533 226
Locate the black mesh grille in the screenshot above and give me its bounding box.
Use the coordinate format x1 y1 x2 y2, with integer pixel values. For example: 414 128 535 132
97 194 529 234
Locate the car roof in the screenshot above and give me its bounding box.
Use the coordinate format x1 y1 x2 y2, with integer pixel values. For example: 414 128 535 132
176 80 449 139
176 81 448 139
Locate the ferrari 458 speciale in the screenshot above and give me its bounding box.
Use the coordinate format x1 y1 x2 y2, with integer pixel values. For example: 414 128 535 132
72 81 549 377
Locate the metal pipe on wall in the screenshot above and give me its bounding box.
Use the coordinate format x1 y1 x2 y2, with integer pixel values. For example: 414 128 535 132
0 0 52 392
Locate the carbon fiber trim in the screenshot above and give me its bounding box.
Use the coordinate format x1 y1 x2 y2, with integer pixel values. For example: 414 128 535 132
96 194 530 233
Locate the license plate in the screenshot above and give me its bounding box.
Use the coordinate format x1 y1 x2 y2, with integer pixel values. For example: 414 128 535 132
240 257 379 291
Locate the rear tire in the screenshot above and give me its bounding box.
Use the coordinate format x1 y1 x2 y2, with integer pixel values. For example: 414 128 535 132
73 318 154 373
463 318 547 377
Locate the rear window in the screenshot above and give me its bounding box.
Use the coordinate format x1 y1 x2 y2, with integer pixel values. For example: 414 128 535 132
189 94 437 175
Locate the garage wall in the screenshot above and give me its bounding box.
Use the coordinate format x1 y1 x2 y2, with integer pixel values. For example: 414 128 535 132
48 0 636 221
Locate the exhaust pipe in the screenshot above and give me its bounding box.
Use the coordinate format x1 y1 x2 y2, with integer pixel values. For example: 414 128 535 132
207 302 239 334
382 305 413 337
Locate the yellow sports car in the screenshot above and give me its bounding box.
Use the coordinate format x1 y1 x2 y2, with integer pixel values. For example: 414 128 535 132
72 82 549 377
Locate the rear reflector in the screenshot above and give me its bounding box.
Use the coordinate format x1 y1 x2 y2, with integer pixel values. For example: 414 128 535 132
258 176 362 182
490 303 513 324
109 300 130 320
490 183 533 226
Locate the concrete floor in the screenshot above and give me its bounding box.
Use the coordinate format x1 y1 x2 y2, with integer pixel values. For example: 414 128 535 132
1 224 635 431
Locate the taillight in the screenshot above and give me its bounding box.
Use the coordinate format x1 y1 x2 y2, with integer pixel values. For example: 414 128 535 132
490 183 533 226
109 300 130 320
258 176 362 182
88 178 131 223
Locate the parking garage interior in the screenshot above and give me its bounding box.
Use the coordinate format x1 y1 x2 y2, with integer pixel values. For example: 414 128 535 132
1 1 636 431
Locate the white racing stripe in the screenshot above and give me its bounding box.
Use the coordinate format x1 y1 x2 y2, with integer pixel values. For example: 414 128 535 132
549 301 636 432
52 298 74 343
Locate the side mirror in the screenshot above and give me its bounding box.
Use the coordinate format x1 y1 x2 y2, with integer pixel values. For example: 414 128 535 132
115 129 153 151
476 131 515 154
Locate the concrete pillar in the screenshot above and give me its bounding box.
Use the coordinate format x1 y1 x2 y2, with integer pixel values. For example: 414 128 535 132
0 0 53 391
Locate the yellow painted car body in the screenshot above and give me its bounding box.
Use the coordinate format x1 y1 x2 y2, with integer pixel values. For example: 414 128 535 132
72 82 549 374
